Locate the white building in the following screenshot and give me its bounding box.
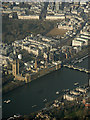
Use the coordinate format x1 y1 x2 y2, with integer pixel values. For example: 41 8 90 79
72 40 85 47
76 87 87 93
80 35 90 40
18 15 39 20
46 15 65 20
58 25 73 30
63 94 76 101
70 90 80 96
76 38 88 45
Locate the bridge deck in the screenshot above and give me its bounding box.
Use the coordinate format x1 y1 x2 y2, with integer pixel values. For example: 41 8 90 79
63 64 90 74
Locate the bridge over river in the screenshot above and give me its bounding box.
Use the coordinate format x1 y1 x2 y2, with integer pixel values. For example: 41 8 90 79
63 64 90 74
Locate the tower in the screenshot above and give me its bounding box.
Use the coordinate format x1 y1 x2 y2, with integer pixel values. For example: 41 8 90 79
12 60 16 77
45 59 48 68
34 59 37 70
17 59 19 75
55 2 60 11
65 53 68 59
12 54 22 77
25 74 31 83
17 54 22 75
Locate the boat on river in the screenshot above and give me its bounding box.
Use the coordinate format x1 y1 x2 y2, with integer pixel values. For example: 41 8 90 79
43 99 47 102
74 82 79 86
14 114 22 118
56 91 59 95
4 100 11 104
32 105 37 108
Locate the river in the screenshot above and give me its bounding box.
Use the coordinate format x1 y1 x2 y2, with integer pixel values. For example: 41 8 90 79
2 57 89 118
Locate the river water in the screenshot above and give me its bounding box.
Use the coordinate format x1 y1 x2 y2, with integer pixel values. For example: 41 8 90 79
2 57 89 118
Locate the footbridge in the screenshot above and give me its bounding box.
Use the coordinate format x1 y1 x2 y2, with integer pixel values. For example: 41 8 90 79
63 64 90 74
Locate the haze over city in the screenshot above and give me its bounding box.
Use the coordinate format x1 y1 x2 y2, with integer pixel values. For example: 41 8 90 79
0 1 90 120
